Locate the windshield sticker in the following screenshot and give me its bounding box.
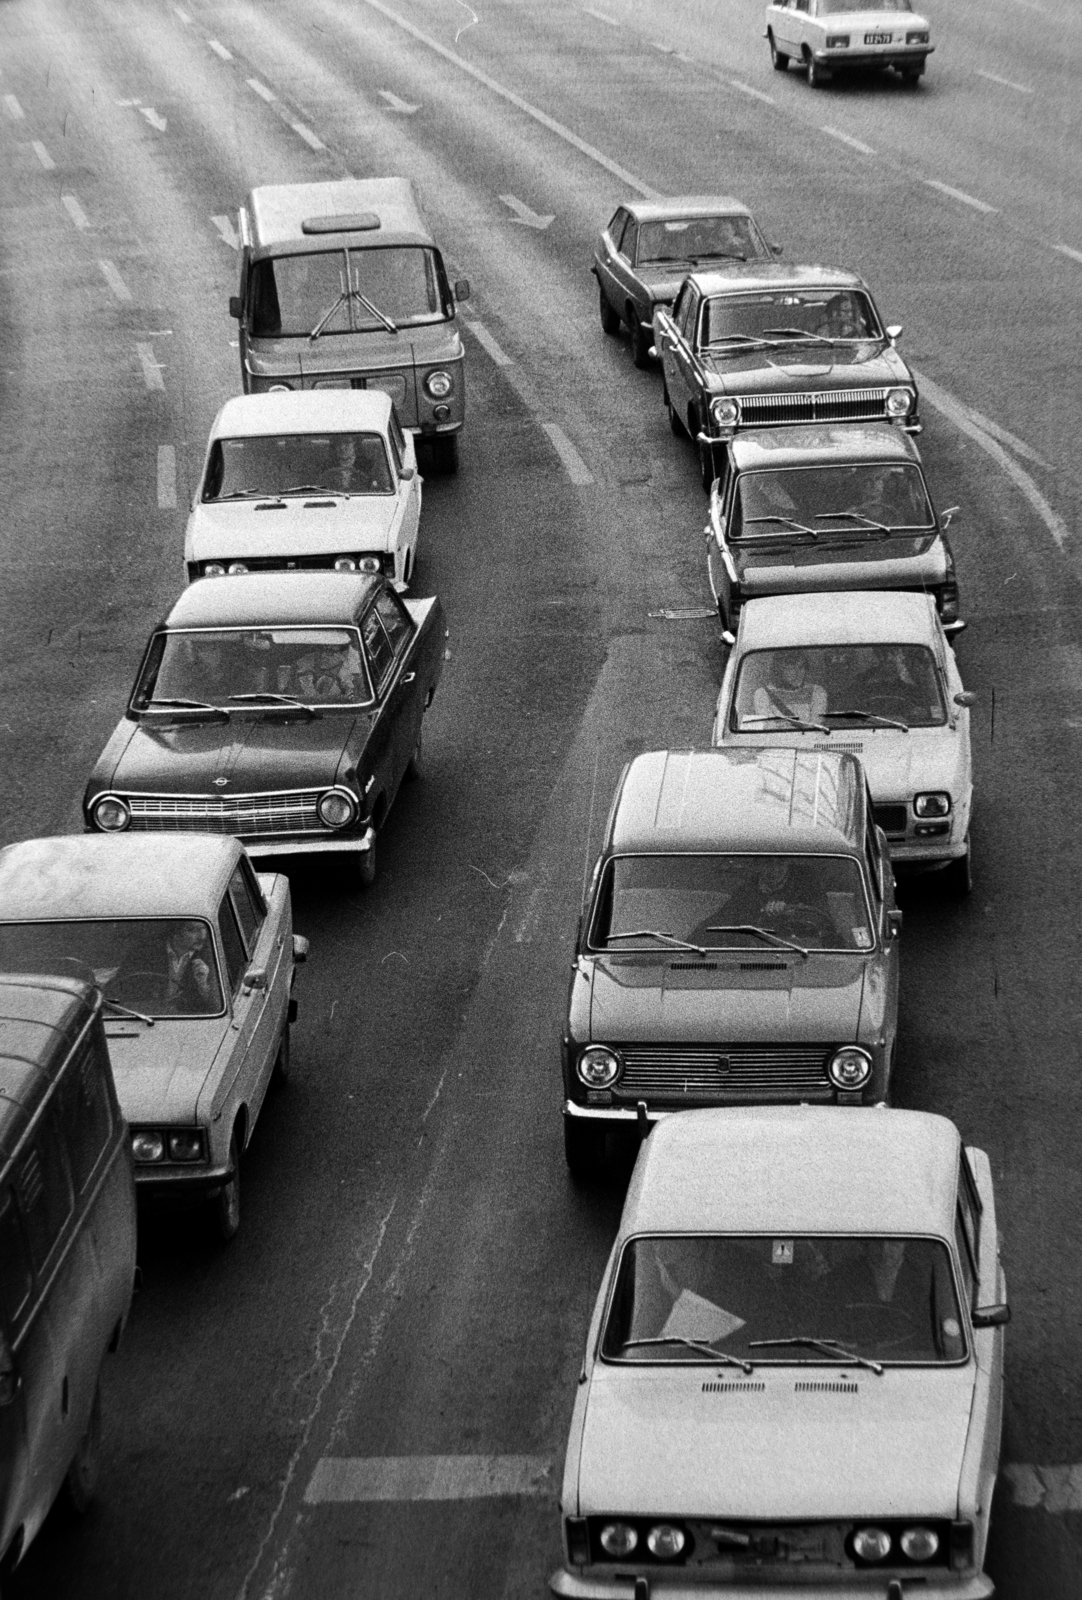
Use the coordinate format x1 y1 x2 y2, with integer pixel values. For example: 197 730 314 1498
772 1240 794 1266
661 1289 746 1344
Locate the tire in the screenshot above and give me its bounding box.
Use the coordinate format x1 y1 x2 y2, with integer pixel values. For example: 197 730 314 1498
405 728 423 782
62 1383 102 1516
628 310 652 369
598 284 621 335
806 52 830 87
944 840 973 897
271 1025 290 1089
769 32 789 70
564 1117 607 1182
900 66 923 85
429 435 458 475
214 1132 241 1242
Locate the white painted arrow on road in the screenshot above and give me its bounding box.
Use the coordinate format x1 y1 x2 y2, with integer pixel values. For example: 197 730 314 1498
211 214 239 250
140 107 168 131
378 89 420 114
499 194 554 230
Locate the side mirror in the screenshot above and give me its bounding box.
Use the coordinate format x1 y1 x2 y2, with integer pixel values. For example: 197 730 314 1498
720 629 736 648
770 242 783 257
953 690 977 708
647 345 657 360
887 909 903 936
229 295 243 320
972 1302 1011 1329
454 278 471 302
885 323 902 343
243 966 268 993
399 465 416 482
943 619 967 638
941 504 960 529
292 935 309 964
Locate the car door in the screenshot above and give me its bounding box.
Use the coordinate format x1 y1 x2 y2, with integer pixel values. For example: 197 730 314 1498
771 0 798 53
669 285 703 429
226 861 282 1122
388 409 421 577
790 0 812 52
596 208 630 318
210 897 259 1146
959 1154 1006 1518
706 456 739 622
372 587 426 787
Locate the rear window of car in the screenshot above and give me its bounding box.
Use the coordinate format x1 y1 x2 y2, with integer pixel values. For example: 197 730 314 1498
635 216 765 266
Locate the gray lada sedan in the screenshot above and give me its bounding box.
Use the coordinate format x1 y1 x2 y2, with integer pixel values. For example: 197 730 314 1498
561 748 901 1177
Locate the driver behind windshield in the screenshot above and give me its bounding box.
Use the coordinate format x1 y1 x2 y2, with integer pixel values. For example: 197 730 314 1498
751 651 827 725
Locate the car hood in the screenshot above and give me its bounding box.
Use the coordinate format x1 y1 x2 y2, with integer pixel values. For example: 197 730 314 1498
101 714 362 795
246 325 464 376
702 344 908 391
186 497 398 561
103 1018 229 1123
734 535 944 593
588 955 867 1042
575 1364 973 1518
723 726 964 799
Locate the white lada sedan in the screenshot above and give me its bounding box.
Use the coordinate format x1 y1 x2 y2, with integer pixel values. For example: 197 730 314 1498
713 591 974 891
765 0 933 87
553 1106 1007 1600
184 389 422 588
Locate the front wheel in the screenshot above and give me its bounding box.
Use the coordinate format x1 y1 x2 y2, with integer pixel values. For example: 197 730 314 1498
214 1132 241 1242
769 33 789 70
564 1117 608 1182
598 284 621 336
628 311 652 369
62 1383 102 1515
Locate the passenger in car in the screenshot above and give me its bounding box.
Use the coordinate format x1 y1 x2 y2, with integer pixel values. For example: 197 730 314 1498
752 651 828 723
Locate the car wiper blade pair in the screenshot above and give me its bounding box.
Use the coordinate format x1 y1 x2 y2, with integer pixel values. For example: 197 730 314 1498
814 511 891 535
748 1335 884 1375
702 334 777 352
740 711 830 735
705 924 808 958
309 287 398 339
620 1336 754 1374
825 709 910 732
227 692 317 716
743 515 819 538
606 929 706 955
144 697 229 716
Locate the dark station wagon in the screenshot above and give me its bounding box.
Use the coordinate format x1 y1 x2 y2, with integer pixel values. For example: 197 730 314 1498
83 572 445 887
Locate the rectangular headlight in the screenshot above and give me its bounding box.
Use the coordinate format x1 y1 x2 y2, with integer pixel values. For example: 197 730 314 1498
914 792 950 818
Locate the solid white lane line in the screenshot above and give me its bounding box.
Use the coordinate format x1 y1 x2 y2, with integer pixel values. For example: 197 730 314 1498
304 1455 552 1504
247 78 276 102
212 214 240 250
1054 243 1082 267
4 94 24 120
541 423 594 487
1004 1464 1082 1512
61 194 89 229
361 0 660 198
290 120 326 150
583 6 619 23
975 68 1033 93
98 259 133 302
207 39 233 60
956 407 1048 469
729 79 774 104
137 343 166 392
157 446 177 509
915 369 1068 548
821 125 875 156
460 313 512 367
31 140 55 169
923 179 997 215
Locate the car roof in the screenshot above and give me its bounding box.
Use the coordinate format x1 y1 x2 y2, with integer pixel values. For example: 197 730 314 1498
687 263 866 296
210 390 393 440
0 835 243 920
729 423 922 471
0 977 102 1165
607 748 866 856
622 196 754 223
245 177 432 255
738 590 939 650
163 571 382 629
622 1107 961 1237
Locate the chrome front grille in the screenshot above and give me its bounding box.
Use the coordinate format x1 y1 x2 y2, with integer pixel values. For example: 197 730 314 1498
739 388 890 427
614 1044 831 1100
873 802 908 836
124 790 328 837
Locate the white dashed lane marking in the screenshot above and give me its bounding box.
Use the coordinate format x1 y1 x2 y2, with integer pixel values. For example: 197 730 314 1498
139 107 168 132
729 79 774 104
157 446 177 509
975 68 1033 93
61 194 89 229
98 259 133 302
583 6 619 23
1004 1464 1082 1512
31 140 55 170
211 214 240 250
541 423 594 487
821 125 875 156
174 5 191 21
923 178 997 215
247 78 276 102
290 120 326 150
207 39 233 61
460 314 512 367
137 344 166 392
1055 243 1082 267
4 94 24 120
304 1455 552 1504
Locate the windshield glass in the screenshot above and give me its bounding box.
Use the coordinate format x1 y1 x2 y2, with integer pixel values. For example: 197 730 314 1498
702 289 879 346
602 1235 965 1365
249 247 446 337
733 645 946 731
818 0 910 10
0 920 224 1018
203 433 394 499
636 215 767 266
734 463 933 538
133 627 372 709
591 853 873 952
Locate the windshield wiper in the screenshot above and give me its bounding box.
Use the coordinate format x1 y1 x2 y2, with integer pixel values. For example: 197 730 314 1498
214 489 275 501
690 250 747 262
760 327 825 342
620 1336 754 1373
278 484 324 496
748 1336 883 1375
309 289 351 341
742 515 819 538
738 712 830 735
814 511 891 535
102 996 155 1027
705 924 809 958
824 708 910 732
702 334 775 351
227 692 316 715
144 697 228 715
310 286 399 339
605 930 707 956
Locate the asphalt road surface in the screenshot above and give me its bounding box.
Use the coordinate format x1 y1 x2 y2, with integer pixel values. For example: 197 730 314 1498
0 0 1080 1595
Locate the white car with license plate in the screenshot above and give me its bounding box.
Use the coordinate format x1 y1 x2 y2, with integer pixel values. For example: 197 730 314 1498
0 833 308 1241
553 1105 1008 1600
185 389 422 588
712 591 974 891
766 0 933 87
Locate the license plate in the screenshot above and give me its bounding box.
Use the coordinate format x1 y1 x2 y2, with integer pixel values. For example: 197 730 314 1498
864 31 892 43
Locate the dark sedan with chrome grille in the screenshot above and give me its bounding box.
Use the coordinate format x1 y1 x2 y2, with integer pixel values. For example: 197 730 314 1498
83 571 444 888
561 748 901 1178
654 264 919 490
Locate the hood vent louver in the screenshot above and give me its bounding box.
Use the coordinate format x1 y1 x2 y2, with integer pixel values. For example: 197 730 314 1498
794 1380 859 1394
739 962 787 971
669 961 718 971
702 1380 766 1393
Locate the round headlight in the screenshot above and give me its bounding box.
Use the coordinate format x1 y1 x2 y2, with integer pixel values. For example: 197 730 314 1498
711 396 740 425
900 1527 939 1562
318 790 356 829
852 1527 892 1562
93 795 130 833
131 1131 164 1163
167 1130 206 1162
203 562 227 577
358 556 382 573
646 1524 686 1560
914 791 950 817
425 369 453 399
334 557 357 572
599 1523 638 1558
577 1046 621 1088
885 387 912 417
828 1046 873 1089
268 383 293 392
227 561 249 575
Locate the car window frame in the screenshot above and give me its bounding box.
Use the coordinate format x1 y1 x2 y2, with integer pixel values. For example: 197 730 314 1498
608 209 630 254
217 896 249 996
372 587 414 658
0 1186 34 1331
360 606 396 692
228 862 267 955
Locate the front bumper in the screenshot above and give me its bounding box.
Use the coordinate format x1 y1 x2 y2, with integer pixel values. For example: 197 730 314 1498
135 1162 231 1194
551 1569 990 1599
246 826 376 858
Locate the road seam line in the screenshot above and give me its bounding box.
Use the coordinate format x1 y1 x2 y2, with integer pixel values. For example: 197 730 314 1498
820 125 875 156
173 5 191 21
98 259 133 302
1054 243 1082 267
582 6 620 24
728 78 774 104
923 178 997 215
541 422 594 486
157 445 177 508
212 214 240 250
974 68 1032 93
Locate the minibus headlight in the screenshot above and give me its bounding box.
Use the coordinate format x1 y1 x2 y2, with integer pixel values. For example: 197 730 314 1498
424 369 453 398
92 796 130 832
167 1130 207 1163
828 1046 872 1089
132 1131 165 1163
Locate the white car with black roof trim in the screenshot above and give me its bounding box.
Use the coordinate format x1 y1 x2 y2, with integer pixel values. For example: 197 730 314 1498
185 390 422 588
766 0 933 88
0 834 308 1242
713 591 975 892
553 1104 1007 1599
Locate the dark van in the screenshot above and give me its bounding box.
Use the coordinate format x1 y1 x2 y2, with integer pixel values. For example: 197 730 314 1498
0 976 136 1579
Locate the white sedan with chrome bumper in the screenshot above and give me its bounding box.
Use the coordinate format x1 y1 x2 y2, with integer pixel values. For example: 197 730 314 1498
766 0 933 87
